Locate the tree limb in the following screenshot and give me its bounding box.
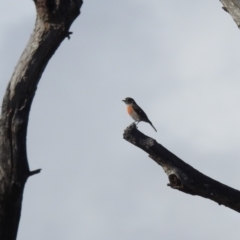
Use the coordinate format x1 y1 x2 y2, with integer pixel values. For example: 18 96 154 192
123 123 240 213
0 1 83 239
220 0 240 28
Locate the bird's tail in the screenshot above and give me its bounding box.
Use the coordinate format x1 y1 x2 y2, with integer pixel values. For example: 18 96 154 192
149 122 157 132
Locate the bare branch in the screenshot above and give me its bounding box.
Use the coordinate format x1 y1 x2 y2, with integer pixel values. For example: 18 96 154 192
123 123 240 213
28 169 42 177
220 0 240 28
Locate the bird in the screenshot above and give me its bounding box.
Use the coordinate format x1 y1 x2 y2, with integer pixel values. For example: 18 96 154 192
122 97 157 132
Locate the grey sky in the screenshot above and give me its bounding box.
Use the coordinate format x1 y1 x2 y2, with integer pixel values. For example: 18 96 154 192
1 1 240 239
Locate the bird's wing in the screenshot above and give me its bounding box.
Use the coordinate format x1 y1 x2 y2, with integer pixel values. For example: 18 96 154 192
132 103 157 131
132 104 149 121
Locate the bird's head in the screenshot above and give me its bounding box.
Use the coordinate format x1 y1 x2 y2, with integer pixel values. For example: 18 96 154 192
122 97 135 104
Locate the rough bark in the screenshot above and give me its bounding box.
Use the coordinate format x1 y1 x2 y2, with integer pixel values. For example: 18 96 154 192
220 0 240 27
123 124 240 213
0 1 83 239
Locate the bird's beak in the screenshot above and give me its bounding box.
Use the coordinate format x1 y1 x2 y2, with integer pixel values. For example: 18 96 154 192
122 99 126 103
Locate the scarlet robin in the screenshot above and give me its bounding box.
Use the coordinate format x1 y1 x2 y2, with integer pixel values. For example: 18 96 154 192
122 97 157 132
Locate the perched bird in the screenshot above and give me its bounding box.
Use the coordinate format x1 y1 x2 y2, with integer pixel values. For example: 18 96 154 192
122 97 157 132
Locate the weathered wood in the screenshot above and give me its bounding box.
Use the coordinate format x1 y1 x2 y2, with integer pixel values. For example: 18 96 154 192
0 1 83 239
123 124 240 213
220 0 240 28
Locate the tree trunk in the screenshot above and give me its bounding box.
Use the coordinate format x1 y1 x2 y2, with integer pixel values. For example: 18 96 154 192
0 1 83 239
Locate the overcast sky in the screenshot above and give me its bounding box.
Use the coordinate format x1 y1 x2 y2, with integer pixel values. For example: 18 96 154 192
1 1 240 239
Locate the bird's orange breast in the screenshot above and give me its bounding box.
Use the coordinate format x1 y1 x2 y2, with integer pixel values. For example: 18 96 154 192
127 105 134 115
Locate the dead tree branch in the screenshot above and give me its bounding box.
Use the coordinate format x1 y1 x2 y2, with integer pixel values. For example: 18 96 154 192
220 0 240 28
123 124 240 213
0 1 83 239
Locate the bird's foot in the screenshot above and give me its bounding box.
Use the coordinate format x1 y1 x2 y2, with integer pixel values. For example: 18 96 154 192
132 122 138 128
